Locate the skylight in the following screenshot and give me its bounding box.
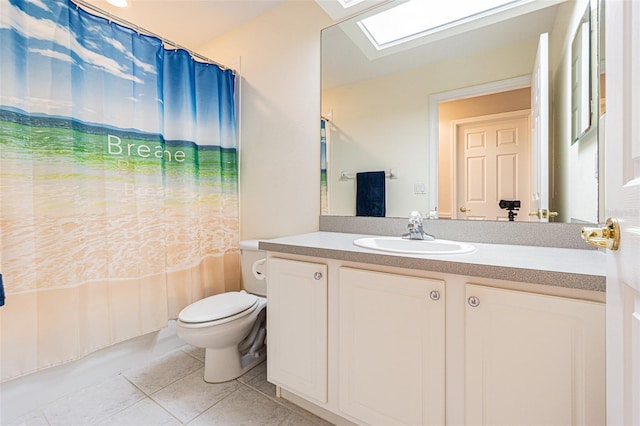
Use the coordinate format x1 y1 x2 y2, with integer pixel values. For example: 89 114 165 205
337 0 366 8
358 0 527 50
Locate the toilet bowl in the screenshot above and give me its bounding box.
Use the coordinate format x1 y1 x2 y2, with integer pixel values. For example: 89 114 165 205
177 240 267 383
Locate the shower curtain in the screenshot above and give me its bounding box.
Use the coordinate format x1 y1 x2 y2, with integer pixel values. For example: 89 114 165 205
0 0 239 381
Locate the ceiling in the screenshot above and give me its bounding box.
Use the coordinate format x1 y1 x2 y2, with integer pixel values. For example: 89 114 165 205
78 0 384 52
79 0 289 51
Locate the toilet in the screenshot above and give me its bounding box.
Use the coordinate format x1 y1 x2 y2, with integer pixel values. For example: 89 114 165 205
177 240 267 383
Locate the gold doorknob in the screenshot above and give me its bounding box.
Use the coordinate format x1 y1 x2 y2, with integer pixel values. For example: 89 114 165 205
529 209 559 219
460 207 471 213
581 217 620 250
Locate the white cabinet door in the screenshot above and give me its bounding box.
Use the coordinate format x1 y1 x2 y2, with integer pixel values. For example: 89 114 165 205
338 267 445 426
465 284 605 426
267 258 327 403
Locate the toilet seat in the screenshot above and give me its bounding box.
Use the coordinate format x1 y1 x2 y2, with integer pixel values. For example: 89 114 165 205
178 291 259 326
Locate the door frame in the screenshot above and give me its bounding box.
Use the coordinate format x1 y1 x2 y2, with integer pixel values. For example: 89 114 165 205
451 109 532 220
429 76 531 215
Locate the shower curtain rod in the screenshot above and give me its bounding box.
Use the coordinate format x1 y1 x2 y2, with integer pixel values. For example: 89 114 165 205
70 0 234 73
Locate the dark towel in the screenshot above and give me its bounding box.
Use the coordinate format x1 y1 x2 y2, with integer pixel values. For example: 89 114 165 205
356 171 386 217
0 274 4 307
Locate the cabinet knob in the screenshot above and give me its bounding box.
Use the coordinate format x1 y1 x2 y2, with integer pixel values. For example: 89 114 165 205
429 290 441 301
314 272 323 280
468 296 480 307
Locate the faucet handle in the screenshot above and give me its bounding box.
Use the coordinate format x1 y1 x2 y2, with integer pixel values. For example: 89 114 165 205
409 210 423 224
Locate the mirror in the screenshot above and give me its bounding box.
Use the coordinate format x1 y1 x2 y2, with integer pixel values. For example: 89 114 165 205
321 0 602 223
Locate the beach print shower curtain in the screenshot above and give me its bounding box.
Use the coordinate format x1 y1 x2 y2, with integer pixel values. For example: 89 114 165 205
0 0 239 381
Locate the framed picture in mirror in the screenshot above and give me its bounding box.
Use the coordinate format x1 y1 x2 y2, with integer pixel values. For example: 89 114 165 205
571 6 592 144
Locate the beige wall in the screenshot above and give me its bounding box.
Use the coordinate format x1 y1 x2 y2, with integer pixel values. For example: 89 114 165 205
198 0 332 240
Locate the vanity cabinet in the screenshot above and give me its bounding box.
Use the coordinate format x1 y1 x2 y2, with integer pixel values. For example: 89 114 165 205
338 268 445 425
266 258 328 403
264 252 605 426
464 284 605 425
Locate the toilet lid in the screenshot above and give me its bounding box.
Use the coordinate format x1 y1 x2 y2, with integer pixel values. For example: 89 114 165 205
178 292 258 323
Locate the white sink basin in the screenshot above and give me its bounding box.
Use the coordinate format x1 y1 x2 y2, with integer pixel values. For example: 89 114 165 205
353 236 475 255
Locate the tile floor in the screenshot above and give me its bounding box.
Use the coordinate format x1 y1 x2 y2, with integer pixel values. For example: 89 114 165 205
6 345 333 426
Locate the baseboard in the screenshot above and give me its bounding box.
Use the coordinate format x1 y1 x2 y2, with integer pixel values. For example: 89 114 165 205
279 387 357 426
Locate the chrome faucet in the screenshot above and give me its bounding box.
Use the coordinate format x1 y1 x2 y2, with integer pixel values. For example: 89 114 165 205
403 211 436 241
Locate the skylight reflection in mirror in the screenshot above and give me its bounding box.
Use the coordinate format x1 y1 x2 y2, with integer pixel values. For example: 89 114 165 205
338 0 366 8
358 0 528 50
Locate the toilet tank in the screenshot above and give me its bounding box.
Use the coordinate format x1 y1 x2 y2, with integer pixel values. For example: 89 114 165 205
239 240 267 296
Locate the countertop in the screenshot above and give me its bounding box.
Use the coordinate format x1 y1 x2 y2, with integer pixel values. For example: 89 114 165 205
258 231 606 292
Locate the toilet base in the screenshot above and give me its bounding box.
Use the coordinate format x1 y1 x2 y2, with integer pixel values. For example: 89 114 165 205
203 346 266 383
